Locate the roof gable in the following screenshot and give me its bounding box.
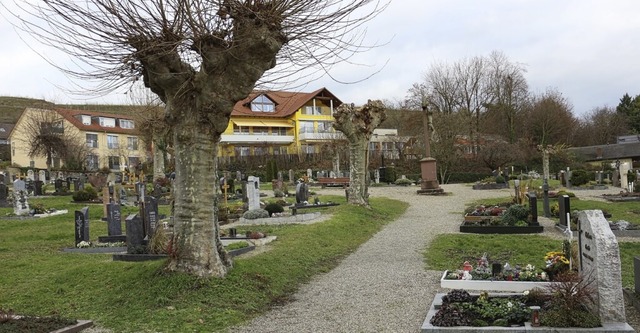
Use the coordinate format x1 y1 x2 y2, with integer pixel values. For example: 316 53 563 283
232 88 342 118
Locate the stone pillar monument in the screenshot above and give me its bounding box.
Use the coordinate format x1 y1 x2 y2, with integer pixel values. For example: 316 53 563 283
417 100 444 195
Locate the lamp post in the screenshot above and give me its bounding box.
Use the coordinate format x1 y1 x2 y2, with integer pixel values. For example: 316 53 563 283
417 99 443 195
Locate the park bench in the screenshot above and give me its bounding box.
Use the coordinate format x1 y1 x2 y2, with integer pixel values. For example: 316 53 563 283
317 177 350 188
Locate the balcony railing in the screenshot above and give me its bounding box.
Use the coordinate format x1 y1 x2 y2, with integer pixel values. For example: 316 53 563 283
220 134 294 144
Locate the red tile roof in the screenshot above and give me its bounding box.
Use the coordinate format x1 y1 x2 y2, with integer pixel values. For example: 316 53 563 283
55 108 139 135
231 88 342 118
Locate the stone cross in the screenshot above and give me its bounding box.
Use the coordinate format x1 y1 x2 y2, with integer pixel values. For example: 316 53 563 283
577 210 626 323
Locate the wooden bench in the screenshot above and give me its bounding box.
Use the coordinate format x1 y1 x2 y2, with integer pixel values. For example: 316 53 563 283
317 177 350 188
289 202 340 215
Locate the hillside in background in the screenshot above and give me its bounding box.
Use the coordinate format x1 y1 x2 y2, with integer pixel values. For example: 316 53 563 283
0 96 145 124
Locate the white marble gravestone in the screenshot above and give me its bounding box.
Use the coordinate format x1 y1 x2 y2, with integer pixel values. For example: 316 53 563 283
246 177 260 210
578 210 626 323
39 170 46 183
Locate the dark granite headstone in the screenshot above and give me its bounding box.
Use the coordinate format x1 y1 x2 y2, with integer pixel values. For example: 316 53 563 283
558 195 570 227
634 257 640 294
33 180 43 196
0 174 5 184
528 192 538 225
143 196 159 239
74 207 90 246
295 182 309 204
125 214 145 253
492 262 502 276
107 203 122 236
0 183 8 207
55 179 63 193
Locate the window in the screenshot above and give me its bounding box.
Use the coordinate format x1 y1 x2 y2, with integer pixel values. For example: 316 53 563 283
299 121 314 134
86 155 99 171
81 115 91 125
233 124 249 134
304 106 322 115
128 157 140 168
273 146 287 155
272 127 287 136
250 95 275 112
107 135 119 149
317 121 333 133
254 146 267 155
235 146 250 156
127 137 138 150
301 144 315 154
253 127 268 135
99 117 116 127
86 133 98 148
120 119 134 129
108 156 121 170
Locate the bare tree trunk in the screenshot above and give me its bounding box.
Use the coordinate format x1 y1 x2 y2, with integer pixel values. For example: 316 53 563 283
346 140 369 206
167 109 231 277
152 133 165 181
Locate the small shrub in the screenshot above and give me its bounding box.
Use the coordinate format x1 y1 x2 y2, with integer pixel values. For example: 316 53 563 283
72 190 92 202
264 202 284 216
84 184 97 199
31 202 48 214
556 190 575 197
501 204 529 226
394 178 413 186
494 175 505 183
243 209 269 220
273 189 284 198
570 169 590 187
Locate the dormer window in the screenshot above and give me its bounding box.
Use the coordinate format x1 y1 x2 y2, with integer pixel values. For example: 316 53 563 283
99 117 116 127
81 115 91 125
251 95 275 112
120 119 134 129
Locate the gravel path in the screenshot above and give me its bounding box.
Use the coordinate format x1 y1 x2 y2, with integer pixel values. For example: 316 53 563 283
228 184 639 333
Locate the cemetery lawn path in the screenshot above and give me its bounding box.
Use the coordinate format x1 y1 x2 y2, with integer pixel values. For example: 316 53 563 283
228 184 512 333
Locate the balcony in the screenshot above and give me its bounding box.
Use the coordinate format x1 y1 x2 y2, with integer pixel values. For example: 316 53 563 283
298 131 344 141
220 134 294 144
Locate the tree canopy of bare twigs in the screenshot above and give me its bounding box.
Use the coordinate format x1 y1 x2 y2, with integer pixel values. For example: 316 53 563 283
333 100 386 207
4 0 388 278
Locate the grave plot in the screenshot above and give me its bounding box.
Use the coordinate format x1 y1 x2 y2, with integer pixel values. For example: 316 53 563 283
424 209 634 332
460 193 543 234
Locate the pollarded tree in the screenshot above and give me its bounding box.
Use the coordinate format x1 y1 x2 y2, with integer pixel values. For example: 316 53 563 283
333 100 386 207
6 0 387 278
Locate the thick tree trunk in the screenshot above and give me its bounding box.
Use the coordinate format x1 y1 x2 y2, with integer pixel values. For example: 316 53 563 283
346 140 369 207
166 111 230 278
152 133 165 181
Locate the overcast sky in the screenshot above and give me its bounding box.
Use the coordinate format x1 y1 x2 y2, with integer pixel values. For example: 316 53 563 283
1 1 639 117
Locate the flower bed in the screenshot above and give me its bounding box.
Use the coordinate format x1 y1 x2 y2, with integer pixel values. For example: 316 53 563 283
461 204 542 234
459 222 543 234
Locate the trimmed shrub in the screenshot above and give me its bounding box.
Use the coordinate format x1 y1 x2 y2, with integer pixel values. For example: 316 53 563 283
264 202 284 216
394 178 413 186
501 204 529 226
242 209 269 220
569 169 591 187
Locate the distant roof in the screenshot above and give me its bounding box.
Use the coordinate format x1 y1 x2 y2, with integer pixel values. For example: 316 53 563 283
0 123 14 139
231 88 342 118
568 143 640 161
55 108 138 135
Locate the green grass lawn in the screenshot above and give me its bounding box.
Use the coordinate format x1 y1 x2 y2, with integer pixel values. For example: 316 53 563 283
425 233 640 289
0 194 407 333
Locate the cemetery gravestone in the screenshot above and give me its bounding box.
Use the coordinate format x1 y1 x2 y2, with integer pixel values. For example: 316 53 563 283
55 179 64 193
295 182 309 204
558 195 570 228
246 179 260 210
577 210 626 322
0 173 4 184
125 214 145 253
236 170 242 182
39 170 46 183
74 207 90 246
107 203 123 236
307 169 312 179
13 178 26 192
0 183 9 207
527 192 539 225
143 196 159 239
27 170 35 181
33 180 43 196
288 169 294 182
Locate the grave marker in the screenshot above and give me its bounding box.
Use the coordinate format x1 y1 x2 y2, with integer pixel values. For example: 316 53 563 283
288 169 294 182
143 196 159 238
107 203 123 236
577 210 626 322
0 183 9 207
33 180 43 196
38 170 46 183
527 192 538 225
74 207 90 246
246 178 260 210
558 195 570 228
125 214 145 253
295 181 309 204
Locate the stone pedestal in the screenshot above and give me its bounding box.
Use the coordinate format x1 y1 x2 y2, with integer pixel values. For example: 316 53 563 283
417 157 444 195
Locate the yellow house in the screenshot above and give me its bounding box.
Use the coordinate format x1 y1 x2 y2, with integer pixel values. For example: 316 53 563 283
220 88 343 157
10 108 145 171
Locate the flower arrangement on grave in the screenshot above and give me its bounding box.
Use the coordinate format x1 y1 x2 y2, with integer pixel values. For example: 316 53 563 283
76 241 91 248
444 253 548 281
